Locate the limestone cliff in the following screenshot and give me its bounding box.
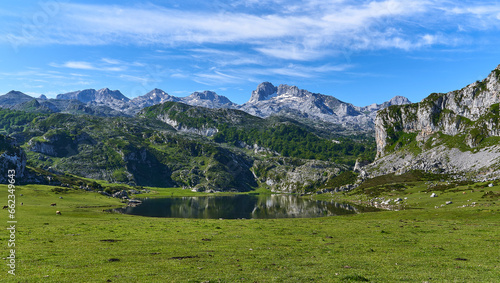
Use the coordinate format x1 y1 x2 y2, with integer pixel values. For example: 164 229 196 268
370 64 500 180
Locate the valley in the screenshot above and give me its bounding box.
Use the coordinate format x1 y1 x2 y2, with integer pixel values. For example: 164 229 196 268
1 65 500 282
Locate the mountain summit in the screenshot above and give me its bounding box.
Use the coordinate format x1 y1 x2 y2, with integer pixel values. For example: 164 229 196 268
130 88 178 109
57 88 129 104
0 90 35 108
240 82 410 130
182 91 236 108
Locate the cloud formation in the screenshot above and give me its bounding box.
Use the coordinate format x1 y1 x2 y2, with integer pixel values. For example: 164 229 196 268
4 0 500 60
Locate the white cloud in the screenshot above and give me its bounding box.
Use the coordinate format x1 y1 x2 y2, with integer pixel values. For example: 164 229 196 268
102 58 121 65
50 61 125 72
3 0 500 63
119 74 150 84
62 61 94 70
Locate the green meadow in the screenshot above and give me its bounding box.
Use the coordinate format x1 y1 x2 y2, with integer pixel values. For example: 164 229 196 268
1 182 499 282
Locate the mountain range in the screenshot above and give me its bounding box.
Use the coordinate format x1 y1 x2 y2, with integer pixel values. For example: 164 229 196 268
0 83 410 130
2 64 500 191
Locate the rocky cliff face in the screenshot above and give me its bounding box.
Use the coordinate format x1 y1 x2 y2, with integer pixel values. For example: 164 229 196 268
370 64 500 180
0 135 27 183
252 158 345 193
376 64 500 157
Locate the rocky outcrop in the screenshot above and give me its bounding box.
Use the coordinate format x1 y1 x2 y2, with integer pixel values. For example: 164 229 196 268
27 131 78 157
376 64 500 158
370 64 500 179
157 115 219 137
252 158 346 193
248 82 278 103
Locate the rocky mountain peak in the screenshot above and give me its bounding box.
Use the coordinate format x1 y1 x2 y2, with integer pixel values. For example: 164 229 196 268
249 82 278 103
96 88 129 102
6 90 28 97
189 91 218 100
388 95 411 106
0 90 35 108
145 88 169 98
38 94 48 100
182 90 234 108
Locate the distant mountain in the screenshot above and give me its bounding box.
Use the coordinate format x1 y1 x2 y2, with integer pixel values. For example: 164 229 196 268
239 82 411 130
360 96 411 114
5 85 411 131
129 88 179 109
181 91 236 109
0 91 36 108
57 88 129 103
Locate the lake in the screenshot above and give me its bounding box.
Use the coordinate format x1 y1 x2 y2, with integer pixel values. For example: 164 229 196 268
113 194 376 219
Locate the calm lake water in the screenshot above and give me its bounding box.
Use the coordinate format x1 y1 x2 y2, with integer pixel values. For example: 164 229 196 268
114 194 376 219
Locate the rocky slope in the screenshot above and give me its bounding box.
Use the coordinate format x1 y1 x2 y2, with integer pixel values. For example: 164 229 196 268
0 91 36 108
366 64 500 180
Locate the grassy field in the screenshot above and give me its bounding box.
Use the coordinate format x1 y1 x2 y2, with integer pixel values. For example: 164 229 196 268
1 182 499 282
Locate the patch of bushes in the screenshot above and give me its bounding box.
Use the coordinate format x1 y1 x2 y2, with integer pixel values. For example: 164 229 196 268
482 191 500 199
104 186 129 195
357 170 446 190
51 187 70 193
354 183 407 198
321 171 358 189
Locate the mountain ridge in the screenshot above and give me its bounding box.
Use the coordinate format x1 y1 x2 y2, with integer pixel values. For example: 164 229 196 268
0 83 410 130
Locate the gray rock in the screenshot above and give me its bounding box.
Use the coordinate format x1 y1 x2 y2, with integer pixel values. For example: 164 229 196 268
112 190 129 199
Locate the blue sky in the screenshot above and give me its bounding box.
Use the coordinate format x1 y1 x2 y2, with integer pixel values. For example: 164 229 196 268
1 0 500 105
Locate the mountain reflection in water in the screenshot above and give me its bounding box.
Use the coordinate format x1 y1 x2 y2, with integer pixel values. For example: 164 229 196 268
114 194 372 219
